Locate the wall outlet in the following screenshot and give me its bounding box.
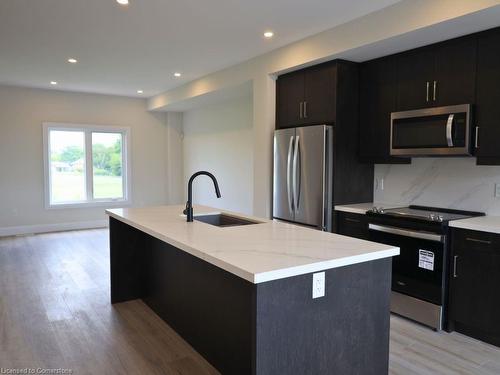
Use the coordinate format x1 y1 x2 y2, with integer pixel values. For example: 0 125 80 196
376 178 384 191
312 272 325 299
495 183 500 198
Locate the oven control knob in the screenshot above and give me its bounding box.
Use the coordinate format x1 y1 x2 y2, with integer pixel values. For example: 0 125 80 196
429 214 436 221
371 207 379 213
379 208 385 214
437 215 444 222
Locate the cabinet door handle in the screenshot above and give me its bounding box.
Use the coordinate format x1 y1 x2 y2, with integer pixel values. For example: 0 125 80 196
453 255 458 278
466 237 491 245
345 218 361 223
303 101 308 118
426 81 430 102
299 102 303 119
475 126 479 149
433 80 437 101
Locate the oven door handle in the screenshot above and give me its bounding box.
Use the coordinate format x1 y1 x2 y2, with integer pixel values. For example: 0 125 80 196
368 224 444 243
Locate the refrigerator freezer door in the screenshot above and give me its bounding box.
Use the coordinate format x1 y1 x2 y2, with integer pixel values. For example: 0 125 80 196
273 128 296 221
294 125 331 229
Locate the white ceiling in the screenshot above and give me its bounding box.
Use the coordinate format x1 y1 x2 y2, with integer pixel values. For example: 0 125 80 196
0 0 401 97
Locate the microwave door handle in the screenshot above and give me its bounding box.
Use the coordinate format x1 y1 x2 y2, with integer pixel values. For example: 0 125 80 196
287 136 294 213
446 114 455 147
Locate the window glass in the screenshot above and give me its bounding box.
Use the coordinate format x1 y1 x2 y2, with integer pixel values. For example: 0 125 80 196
92 132 124 199
44 124 129 207
49 130 86 203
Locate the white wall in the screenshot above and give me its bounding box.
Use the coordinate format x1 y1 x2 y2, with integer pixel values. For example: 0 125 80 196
150 0 500 218
182 94 253 214
0 85 168 234
165 112 185 205
374 159 500 215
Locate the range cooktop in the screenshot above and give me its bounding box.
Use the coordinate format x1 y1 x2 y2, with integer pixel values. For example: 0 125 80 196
367 205 484 223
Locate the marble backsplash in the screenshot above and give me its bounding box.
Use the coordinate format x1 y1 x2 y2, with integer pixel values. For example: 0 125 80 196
374 158 500 215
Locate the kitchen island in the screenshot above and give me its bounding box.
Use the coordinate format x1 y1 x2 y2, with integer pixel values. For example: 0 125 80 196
106 205 399 375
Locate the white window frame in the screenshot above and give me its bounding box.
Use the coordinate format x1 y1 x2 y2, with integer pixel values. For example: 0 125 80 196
42 122 132 209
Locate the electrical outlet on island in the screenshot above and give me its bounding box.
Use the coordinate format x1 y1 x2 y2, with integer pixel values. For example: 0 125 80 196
312 272 325 299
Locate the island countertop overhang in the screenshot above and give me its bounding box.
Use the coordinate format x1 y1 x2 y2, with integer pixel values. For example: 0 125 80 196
106 205 399 284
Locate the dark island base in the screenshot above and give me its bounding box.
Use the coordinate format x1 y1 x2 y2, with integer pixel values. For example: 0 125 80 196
110 217 392 375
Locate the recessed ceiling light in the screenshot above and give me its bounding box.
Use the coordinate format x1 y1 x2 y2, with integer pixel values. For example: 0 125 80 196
174 72 181 77
67 58 78 64
50 81 58 85
264 31 274 38
116 0 129 5
137 90 143 94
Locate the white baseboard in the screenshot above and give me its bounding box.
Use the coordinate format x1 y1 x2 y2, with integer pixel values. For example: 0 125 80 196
0 219 108 237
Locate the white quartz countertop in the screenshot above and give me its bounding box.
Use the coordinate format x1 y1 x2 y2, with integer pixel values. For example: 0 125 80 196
106 205 399 284
334 202 401 215
449 216 500 235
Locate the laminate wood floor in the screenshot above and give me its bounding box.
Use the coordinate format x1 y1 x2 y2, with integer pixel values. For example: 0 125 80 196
1 229 499 374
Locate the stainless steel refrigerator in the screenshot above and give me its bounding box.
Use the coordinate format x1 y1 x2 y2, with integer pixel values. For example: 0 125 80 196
273 124 333 231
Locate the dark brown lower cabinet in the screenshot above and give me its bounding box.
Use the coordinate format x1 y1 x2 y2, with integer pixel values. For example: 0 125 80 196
335 211 369 240
449 228 500 347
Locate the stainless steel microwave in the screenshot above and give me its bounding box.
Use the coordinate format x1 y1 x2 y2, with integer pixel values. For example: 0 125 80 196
390 104 472 157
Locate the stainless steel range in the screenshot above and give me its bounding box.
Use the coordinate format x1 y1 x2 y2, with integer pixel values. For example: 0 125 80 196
366 205 484 331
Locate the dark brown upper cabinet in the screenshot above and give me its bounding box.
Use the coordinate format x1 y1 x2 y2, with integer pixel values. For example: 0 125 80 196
396 46 435 111
359 56 410 164
396 35 477 111
276 62 336 129
276 71 305 128
434 36 477 106
475 28 500 165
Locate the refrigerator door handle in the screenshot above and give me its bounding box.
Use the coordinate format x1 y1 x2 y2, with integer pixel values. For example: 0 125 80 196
292 135 300 214
321 127 327 231
286 136 294 213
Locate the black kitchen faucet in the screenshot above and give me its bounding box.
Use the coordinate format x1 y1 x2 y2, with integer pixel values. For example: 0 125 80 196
183 171 221 222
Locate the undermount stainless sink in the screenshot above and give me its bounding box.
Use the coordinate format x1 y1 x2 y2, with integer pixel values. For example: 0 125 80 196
194 213 261 227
